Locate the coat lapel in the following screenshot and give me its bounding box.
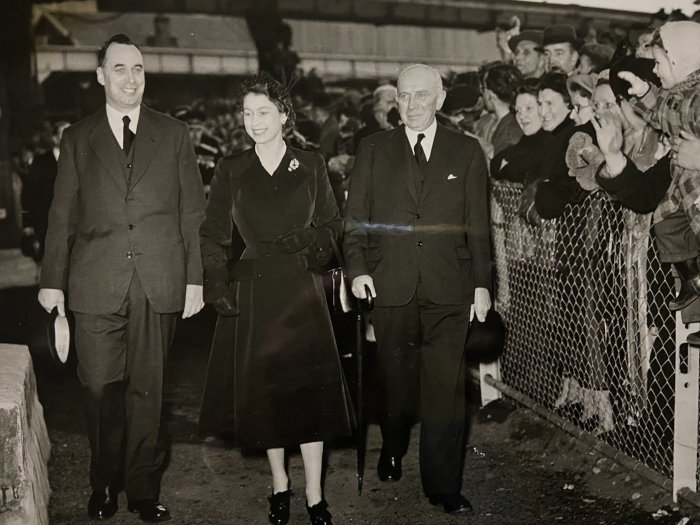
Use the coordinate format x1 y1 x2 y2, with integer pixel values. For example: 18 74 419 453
420 124 449 201
88 109 128 194
128 105 161 192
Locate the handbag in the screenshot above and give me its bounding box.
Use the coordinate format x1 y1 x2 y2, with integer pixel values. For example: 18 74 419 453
328 236 353 313
465 309 506 363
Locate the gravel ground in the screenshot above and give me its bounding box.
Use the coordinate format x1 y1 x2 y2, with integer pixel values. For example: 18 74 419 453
8 297 700 525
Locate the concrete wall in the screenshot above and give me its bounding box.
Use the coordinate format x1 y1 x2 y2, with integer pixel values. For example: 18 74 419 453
0 344 50 525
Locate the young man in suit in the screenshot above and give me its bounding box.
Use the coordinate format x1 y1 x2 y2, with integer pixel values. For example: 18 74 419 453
38 34 205 522
343 64 492 515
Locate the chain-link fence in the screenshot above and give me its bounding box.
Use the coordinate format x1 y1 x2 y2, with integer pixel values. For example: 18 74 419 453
491 180 679 482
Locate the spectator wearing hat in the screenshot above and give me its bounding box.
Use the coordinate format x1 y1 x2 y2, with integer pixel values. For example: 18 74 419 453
482 63 524 158
508 30 545 79
567 73 597 128
541 24 582 75
575 43 615 75
440 83 482 134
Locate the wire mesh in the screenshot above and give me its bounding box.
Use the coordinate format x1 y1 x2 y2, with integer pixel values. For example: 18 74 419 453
491 181 677 479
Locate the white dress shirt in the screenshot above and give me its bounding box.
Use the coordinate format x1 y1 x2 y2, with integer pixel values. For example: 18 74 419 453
105 104 141 149
404 118 437 161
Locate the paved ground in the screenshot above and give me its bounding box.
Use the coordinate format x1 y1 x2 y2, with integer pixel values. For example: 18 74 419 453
3 284 700 524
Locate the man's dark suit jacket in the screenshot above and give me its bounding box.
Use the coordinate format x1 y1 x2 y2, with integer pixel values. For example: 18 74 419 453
344 123 492 307
40 105 205 314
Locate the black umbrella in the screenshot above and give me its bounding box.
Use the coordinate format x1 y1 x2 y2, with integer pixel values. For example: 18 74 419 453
355 285 373 495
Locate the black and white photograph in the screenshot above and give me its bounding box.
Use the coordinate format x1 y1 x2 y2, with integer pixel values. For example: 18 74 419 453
3 0 700 523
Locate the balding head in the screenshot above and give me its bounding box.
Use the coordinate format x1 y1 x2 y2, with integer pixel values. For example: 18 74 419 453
396 64 446 131
398 64 443 92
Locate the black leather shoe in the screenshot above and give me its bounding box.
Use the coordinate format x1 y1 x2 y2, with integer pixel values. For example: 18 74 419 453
87 487 118 520
306 499 333 525
268 489 292 525
127 500 171 522
377 452 402 481
428 493 474 514
669 260 700 311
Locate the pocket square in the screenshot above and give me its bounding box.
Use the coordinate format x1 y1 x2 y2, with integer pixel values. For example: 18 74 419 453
447 174 457 180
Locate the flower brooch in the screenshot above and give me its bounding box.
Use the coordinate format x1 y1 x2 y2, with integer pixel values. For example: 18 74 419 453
288 158 300 172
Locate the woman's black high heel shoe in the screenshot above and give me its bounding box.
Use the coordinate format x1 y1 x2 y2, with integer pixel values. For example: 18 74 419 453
268 489 292 525
306 499 333 525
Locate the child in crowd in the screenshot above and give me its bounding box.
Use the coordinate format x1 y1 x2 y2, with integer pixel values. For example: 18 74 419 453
620 21 700 312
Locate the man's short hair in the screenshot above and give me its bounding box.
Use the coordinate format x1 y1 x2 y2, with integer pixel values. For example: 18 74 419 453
97 34 140 67
397 64 443 91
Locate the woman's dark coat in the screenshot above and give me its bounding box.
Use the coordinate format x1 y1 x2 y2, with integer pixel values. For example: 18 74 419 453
198 145 354 449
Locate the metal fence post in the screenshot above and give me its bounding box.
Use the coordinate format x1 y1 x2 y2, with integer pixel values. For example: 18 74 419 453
673 312 700 501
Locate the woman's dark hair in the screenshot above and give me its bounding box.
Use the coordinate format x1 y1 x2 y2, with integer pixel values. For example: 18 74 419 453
484 64 524 106
237 72 296 130
97 34 140 67
537 72 571 106
515 77 541 98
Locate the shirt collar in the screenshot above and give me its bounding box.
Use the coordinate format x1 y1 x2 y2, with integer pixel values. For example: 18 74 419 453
404 118 438 159
105 103 141 133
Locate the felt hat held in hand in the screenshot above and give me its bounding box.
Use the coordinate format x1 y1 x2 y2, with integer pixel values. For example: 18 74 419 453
465 309 506 363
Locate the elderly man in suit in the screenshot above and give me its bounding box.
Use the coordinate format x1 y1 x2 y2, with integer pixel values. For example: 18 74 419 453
343 64 492 515
38 34 205 522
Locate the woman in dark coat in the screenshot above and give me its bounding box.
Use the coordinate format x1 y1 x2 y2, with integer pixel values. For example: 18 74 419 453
199 73 353 525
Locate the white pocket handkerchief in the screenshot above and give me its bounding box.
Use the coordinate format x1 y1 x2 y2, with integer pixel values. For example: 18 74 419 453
447 174 457 180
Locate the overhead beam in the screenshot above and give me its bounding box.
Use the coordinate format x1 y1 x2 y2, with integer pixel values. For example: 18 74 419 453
96 0 654 30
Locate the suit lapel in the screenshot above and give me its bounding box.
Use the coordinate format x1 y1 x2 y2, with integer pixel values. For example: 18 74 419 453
128 105 161 192
420 124 450 201
280 148 314 219
385 126 418 202
88 109 128 194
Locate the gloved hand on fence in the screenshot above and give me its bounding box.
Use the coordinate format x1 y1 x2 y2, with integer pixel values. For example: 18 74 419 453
566 132 605 192
211 281 239 317
517 180 543 226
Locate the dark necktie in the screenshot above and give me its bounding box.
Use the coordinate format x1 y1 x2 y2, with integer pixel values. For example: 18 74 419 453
122 115 135 154
414 133 427 171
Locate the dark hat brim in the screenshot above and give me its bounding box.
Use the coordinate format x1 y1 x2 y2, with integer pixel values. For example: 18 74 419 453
47 307 72 365
508 31 544 53
537 38 585 52
465 309 506 363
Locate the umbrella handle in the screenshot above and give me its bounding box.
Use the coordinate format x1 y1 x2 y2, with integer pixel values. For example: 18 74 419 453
363 284 374 310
